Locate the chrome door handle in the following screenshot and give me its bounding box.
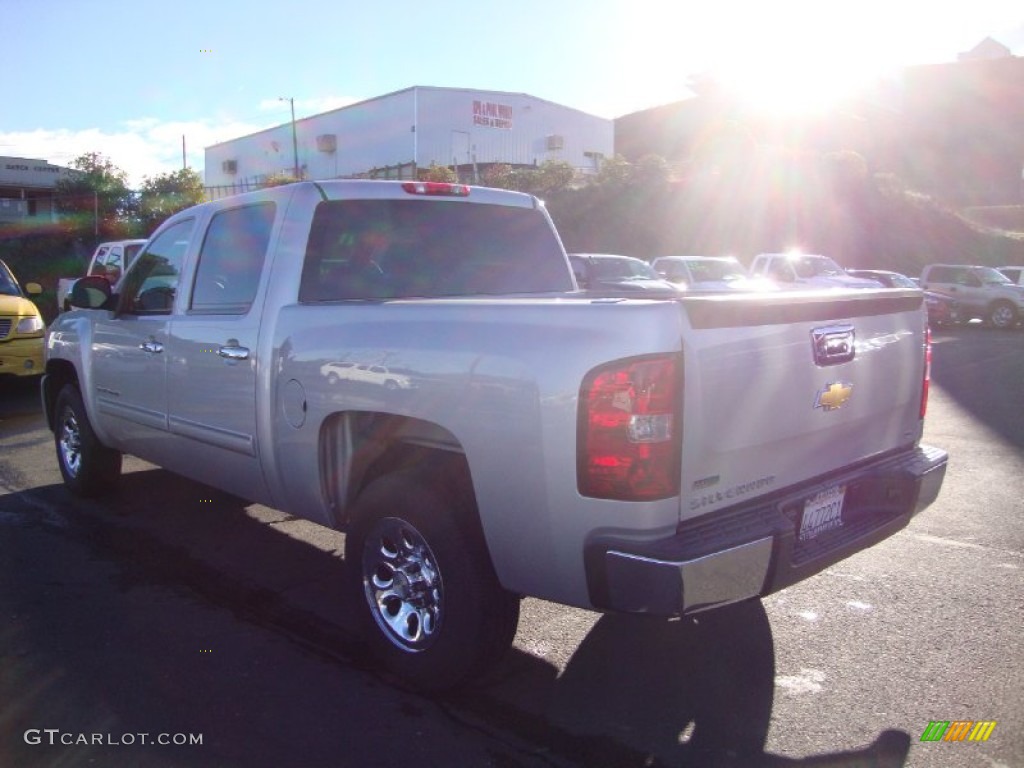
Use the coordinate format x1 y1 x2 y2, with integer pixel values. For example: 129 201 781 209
218 345 250 361
139 339 163 354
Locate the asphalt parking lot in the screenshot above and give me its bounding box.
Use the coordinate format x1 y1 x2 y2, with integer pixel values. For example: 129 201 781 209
0 324 1021 767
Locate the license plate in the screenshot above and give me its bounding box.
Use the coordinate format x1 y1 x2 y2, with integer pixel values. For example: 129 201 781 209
799 485 846 542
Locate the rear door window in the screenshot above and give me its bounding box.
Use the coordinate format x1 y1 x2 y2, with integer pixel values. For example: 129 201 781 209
926 266 958 283
300 199 571 301
190 203 275 314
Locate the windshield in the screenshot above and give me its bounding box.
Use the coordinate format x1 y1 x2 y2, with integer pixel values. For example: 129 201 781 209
886 273 919 289
591 257 659 280
0 263 22 297
976 267 1012 285
791 255 845 278
687 259 745 281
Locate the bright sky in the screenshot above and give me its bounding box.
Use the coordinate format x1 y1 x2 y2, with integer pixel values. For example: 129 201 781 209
4 0 1022 186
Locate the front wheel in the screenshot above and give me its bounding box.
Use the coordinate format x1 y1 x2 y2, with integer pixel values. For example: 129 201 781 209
54 385 122 497
988 301 1018 329
346 470 520 692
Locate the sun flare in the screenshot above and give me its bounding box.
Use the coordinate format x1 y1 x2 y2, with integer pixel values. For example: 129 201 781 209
711 54 886 116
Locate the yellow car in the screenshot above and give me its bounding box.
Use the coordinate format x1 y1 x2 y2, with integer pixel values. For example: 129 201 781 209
0 259 45 378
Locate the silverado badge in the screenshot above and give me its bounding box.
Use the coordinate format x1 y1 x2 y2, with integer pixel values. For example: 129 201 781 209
815 381 853 411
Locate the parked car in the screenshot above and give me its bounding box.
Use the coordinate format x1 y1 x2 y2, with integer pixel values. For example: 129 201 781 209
57 239 148 311
569 253 677 293
997 266 1024 286
920 264 1024 328
320 361 412 390
750 253 880 289
847 269 959 327
0 259 45 378
652 255 777 292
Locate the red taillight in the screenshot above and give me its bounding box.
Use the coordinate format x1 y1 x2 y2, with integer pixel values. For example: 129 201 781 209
401 181 471 197
578 355 681 501
920 325 932 419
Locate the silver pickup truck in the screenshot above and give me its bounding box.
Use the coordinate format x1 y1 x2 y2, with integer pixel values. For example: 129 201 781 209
43 180 947 691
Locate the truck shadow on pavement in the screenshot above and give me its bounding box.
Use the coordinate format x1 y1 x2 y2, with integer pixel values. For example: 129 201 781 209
929 326 1024 450
1 468 910 767
474 606 911 767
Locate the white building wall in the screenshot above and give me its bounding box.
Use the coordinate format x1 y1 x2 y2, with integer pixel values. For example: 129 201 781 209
414 87 612 173
204 87 612 188
206 90 416 188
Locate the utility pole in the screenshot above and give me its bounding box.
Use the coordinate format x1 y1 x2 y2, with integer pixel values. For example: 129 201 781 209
182 135 187 170
280 96 300 180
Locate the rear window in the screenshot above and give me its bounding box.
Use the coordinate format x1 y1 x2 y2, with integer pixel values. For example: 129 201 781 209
125 243 144 267
792 255 844 278
925 266 959 283
687 259 744 281
590 257 658 280
299 199 571 301
88 247 111 276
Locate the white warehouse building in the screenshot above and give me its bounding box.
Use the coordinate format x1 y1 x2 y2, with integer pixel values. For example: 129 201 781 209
204 86 613 193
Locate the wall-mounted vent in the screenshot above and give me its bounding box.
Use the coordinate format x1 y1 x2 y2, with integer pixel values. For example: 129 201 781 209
546 135 564 151
222 160 238 174
316 134 337 153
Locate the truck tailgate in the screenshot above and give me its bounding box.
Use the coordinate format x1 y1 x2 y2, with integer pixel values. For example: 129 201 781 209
678 289 927 522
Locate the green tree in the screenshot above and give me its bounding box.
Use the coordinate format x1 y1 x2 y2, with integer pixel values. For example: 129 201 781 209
533 160 577 196
262 171 301 188
481 163 517 190
633 154 672 187
595 154 634 187
420 163 458 183
54 152 138 239
509 160 578 197
137 168 205 235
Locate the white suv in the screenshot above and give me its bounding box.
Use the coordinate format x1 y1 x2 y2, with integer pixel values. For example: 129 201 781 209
921 264 1024 328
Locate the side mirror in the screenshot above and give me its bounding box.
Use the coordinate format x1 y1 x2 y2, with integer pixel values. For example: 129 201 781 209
69 275 113 309
25 282 43 296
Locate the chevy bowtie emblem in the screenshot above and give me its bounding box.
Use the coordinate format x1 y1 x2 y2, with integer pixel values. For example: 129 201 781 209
815 381 853 411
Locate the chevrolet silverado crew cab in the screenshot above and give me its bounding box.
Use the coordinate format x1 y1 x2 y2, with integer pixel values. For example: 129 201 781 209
44 180 948 691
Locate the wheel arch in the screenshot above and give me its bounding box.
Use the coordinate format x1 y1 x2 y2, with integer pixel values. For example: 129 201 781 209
42 359 80 431
319 411 477 527
987 298 1019 326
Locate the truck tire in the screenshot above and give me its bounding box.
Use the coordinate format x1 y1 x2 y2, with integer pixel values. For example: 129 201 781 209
346 470 520 692
54 384 122 497
988 301 1017 329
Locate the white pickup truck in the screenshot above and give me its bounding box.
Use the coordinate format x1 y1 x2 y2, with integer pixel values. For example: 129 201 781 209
43 180 948 691
56 239 147 311
750 252 881 289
